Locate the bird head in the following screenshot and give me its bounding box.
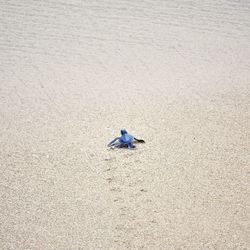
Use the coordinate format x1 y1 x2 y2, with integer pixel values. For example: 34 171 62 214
120 129 128 135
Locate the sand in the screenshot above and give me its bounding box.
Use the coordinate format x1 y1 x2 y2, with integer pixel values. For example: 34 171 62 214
0 0 250 249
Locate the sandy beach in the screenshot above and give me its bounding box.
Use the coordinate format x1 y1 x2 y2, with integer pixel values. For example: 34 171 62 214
0 0 250 249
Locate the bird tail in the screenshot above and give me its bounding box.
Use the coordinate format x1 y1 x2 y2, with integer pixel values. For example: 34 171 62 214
134 138 145 143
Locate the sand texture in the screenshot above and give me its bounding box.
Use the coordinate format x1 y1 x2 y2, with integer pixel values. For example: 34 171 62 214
0 0 250 249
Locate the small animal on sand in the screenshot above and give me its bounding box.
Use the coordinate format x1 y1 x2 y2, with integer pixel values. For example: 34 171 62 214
107 129 145 149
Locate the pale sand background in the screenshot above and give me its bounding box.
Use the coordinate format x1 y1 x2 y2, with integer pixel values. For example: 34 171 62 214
0 0 250 249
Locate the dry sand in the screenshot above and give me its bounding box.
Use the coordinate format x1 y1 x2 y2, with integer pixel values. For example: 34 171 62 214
0 0 250 249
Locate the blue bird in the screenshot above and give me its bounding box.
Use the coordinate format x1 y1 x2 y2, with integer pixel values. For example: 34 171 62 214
107 129 145 149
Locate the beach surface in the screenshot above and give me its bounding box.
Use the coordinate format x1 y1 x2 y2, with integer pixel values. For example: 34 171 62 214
0 0 250 249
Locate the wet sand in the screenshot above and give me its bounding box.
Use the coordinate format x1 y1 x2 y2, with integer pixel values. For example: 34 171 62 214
0 0 250 249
